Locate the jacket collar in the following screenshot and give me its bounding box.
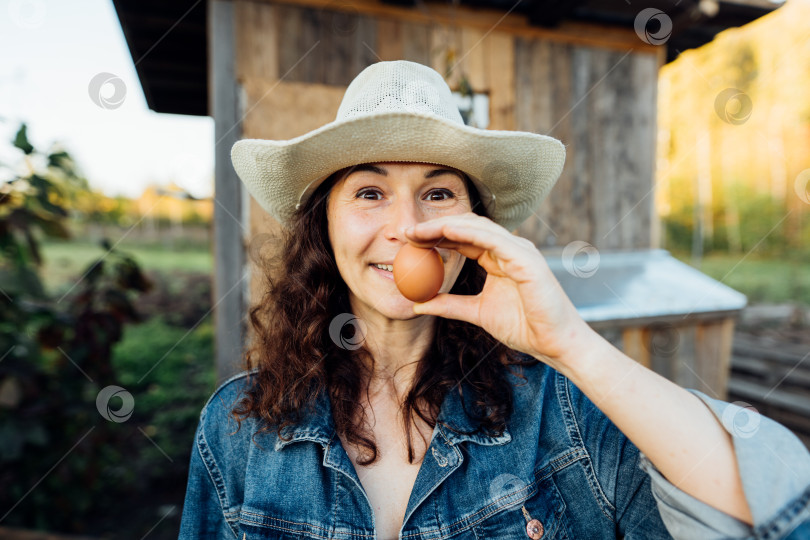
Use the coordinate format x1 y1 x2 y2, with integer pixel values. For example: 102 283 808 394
273 379 511 451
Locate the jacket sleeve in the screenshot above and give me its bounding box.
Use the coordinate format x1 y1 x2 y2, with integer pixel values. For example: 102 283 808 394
636 389 810 540
559 373 676 538
178 407 239 539
562 373 810 539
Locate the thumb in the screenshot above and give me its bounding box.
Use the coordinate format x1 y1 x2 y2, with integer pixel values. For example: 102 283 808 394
413 293 479 325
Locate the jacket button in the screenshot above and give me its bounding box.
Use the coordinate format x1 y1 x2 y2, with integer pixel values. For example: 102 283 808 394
525 519 543 539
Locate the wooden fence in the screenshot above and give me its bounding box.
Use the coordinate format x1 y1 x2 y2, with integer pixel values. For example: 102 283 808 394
728 332 810 448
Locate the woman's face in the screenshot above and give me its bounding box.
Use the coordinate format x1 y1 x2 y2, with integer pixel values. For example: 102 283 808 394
326 161 473 320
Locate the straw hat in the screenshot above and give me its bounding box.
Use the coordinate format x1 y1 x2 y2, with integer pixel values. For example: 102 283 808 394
230 60 566 231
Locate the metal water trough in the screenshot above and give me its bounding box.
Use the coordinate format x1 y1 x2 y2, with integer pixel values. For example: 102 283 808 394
542 248 747 399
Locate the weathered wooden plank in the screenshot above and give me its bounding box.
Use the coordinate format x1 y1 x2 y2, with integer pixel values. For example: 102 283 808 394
616 321 734 400
375 17 403 61
612 49 638 250
460 26 487 92
274 4 378 86
677 327 698 389
515 38 556 246
513 37 533 131
567 46 594 244
485 31 515 131
351 13 379 75
654 323 688 386
621 326 651 369
731 354 810 388
429 23 445 77
693 319 734 399
240 77 346 316
276 4 306 81
630 52 658 249
241 77 345 141
529 39 554 135
533 41 574 245
513 37 532 132
322 7 354 85
732 333 810 365
512 37 535 239
588 47 621 250
401 21 431 65
245 0 659 54
234 0 279 82
728 379 810 416
299 6 325 82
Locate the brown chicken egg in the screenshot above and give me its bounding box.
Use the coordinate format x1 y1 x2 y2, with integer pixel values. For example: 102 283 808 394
393 243 445 303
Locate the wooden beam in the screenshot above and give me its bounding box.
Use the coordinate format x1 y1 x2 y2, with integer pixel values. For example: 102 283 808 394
247 0 660 54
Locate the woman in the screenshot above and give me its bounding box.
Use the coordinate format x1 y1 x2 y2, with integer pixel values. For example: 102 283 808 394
179 61 810 539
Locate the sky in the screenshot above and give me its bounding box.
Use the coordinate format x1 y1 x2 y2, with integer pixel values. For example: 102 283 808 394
0 0 214 199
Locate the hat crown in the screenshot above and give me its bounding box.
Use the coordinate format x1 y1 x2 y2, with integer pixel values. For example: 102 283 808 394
336 60 465 125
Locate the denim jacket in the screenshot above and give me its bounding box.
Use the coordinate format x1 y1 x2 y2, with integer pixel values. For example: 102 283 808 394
179 358 810 539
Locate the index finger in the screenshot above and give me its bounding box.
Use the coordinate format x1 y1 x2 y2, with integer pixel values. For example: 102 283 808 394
406 236 486 260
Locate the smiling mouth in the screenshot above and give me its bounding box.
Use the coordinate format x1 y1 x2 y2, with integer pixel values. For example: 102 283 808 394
369 251 450 272
370 263 393 272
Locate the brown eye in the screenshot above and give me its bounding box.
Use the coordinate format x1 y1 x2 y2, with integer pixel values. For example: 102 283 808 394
426 189 454 201
356 188 381 200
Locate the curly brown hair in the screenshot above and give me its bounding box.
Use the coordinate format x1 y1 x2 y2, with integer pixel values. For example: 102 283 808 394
230 164 535 465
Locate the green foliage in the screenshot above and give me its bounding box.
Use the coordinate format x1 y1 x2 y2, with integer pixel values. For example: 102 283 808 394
111 314 215 483
672 251 810 307
0 122 216 537
662 181 805 257
0 122 177 534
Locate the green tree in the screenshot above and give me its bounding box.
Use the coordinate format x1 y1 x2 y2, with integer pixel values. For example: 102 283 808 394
0 122 152 530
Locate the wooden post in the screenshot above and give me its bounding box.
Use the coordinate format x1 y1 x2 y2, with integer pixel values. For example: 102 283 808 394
210 0 249 384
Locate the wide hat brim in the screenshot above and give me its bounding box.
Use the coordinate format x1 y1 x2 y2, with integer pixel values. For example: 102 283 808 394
231 111 566 232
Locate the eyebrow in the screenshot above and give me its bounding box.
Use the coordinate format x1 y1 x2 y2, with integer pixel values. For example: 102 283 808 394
346 163 464 180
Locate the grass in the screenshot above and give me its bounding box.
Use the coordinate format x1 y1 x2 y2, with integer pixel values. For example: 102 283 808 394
39 239 212 293
670 250 810 307
88 314 216 539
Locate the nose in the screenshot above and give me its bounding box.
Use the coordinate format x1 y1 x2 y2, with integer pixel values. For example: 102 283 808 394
383 195 421 243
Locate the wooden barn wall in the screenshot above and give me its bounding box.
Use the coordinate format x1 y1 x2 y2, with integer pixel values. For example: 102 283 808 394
234 0 664 282
515 43 661 250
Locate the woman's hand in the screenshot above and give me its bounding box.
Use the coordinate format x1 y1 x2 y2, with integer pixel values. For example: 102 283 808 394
404 212 595 368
